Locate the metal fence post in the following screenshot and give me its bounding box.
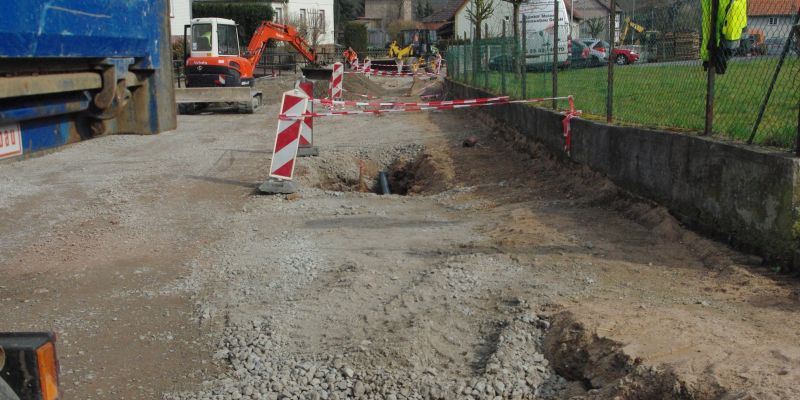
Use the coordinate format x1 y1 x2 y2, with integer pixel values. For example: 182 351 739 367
748 10 800 145
522 15 527 99
607 0 616 122
796 100 800 157
501 20 507 95
454 46 461 79
704 0 719 136
462 42 468 80
552 0 559 109
484 23 490 89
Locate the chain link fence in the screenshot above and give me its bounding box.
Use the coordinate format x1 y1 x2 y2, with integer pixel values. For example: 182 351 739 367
446 0 800 151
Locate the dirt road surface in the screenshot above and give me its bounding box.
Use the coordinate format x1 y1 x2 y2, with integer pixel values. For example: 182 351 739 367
1 75 799 400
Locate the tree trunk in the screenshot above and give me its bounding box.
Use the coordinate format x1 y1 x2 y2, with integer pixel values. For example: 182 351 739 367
473 23 483 84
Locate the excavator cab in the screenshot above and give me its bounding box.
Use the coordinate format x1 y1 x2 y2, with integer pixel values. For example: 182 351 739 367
184 18 252 89
400 29 439 59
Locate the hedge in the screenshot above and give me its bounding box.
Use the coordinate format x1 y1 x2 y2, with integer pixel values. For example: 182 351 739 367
192 2 275 44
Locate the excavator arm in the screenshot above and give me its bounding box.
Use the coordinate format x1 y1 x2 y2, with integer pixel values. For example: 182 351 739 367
621 17 647 45
245 21 317 68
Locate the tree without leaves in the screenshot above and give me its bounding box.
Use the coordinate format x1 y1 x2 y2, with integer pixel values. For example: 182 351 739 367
466 0 495 83
287 10 326 50
585 17 606 39
500 0 522 39
466 0 495 33
416 1 425 19
500 0 523 76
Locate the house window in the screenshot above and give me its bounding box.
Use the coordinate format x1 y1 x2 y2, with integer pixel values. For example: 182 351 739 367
318 10 326 32
274 7 283 23
768 17 778 25
299 8 307 24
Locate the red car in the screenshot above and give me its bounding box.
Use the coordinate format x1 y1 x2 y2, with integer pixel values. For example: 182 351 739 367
612 48 640 65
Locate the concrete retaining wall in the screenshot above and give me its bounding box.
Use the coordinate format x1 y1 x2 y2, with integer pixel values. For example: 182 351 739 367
447 80 800 269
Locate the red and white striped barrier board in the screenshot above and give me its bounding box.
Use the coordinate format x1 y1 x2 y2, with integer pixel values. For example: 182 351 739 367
281 97 572 119
363 58 372 74
269 89 309 180
313 96 510 108
329 63 344 100
297 80 314 147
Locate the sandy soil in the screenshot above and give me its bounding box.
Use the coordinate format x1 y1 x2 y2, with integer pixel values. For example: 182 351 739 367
1 73 799 400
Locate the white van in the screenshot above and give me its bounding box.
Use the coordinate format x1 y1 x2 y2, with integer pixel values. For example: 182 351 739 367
519 0 572 69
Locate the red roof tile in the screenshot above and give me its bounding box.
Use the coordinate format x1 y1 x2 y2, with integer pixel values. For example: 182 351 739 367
748 0 800 16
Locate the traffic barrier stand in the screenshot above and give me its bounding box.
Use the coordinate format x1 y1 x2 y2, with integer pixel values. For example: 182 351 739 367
329 62 344 100
362 58 372 80
259 89 309 194
296 77 319 157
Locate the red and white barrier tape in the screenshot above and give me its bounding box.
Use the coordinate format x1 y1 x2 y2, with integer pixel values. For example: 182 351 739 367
281 97 572 119
313 96 510 108
342 89 379 99
562 96 581 155
345 69 441 78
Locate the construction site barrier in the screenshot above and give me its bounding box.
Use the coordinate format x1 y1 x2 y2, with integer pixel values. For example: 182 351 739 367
329 63 343 100
281 97 574 119
268 89 308 180
313 96 510 108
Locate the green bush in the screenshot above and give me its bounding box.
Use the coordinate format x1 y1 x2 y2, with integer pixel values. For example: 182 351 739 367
344 22 367 53
192 2 275 44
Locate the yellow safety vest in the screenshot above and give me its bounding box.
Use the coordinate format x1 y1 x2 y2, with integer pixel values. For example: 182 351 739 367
701 0 748 61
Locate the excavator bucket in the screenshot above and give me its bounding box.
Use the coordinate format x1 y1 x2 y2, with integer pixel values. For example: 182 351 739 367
302 67 333 80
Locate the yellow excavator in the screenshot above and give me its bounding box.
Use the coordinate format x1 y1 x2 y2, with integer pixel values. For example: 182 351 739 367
388 40 414 61
373 29 440 72
620 17 647 45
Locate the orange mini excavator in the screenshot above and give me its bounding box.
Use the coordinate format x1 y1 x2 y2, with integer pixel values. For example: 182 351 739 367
176 18 328 114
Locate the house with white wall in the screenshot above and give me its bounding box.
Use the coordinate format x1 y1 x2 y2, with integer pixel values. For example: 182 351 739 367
453 1 515 39
270 0 336 46
191 0 336 46
449 0 584 40
170 0 193 40
748 0 800 40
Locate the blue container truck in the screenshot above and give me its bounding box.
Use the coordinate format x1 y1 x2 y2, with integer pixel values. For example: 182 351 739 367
0 0 176 161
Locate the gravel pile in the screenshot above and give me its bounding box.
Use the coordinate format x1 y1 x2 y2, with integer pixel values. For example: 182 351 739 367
165 311 566 400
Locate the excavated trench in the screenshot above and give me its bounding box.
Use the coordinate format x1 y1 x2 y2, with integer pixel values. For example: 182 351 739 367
297 144 455 196
292 139 701 399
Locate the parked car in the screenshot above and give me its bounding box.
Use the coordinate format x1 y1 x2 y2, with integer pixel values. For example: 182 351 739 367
764 37 794 56
488 54 517 72
571 40 604 68
581 39 610 62
613 47 640 64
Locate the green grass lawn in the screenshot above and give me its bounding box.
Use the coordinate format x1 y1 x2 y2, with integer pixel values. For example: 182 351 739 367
452 58 799 148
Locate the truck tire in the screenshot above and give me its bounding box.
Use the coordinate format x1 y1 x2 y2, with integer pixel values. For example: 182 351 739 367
178 103 195 115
